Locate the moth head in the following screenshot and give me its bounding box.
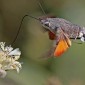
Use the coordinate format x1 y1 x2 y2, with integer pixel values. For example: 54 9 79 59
40 18 51 29
40 18 57 34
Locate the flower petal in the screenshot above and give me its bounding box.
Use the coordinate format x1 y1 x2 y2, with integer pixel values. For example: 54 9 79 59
9 48 21 56
0 42 5 51
5 46 13 52
0 69 7 78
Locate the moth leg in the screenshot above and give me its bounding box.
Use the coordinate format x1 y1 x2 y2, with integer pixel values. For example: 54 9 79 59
71 36 82 44
71 39 82 44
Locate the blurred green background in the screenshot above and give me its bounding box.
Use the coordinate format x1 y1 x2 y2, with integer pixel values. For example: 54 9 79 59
0 0 85 85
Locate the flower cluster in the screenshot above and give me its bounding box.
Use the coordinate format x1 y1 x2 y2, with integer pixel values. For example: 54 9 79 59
0 42 21 78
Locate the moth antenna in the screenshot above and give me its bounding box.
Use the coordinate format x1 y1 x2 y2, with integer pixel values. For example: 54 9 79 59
36 0 46 15
12 0 46 45
11 14 40 45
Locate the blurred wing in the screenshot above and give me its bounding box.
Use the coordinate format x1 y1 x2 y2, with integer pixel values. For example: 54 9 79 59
54 32 71 57
41 27 71 58
54 39 69 56
41 47 55 59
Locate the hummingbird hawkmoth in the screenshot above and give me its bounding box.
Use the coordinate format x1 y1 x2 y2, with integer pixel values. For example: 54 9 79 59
39 17 85 57
12 0 85 58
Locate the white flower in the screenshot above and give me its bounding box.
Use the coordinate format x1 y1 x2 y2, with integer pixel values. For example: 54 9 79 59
0 42 22 78
0 69 7 78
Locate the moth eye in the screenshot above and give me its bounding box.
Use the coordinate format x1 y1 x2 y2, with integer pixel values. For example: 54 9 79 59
44 22 50 27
